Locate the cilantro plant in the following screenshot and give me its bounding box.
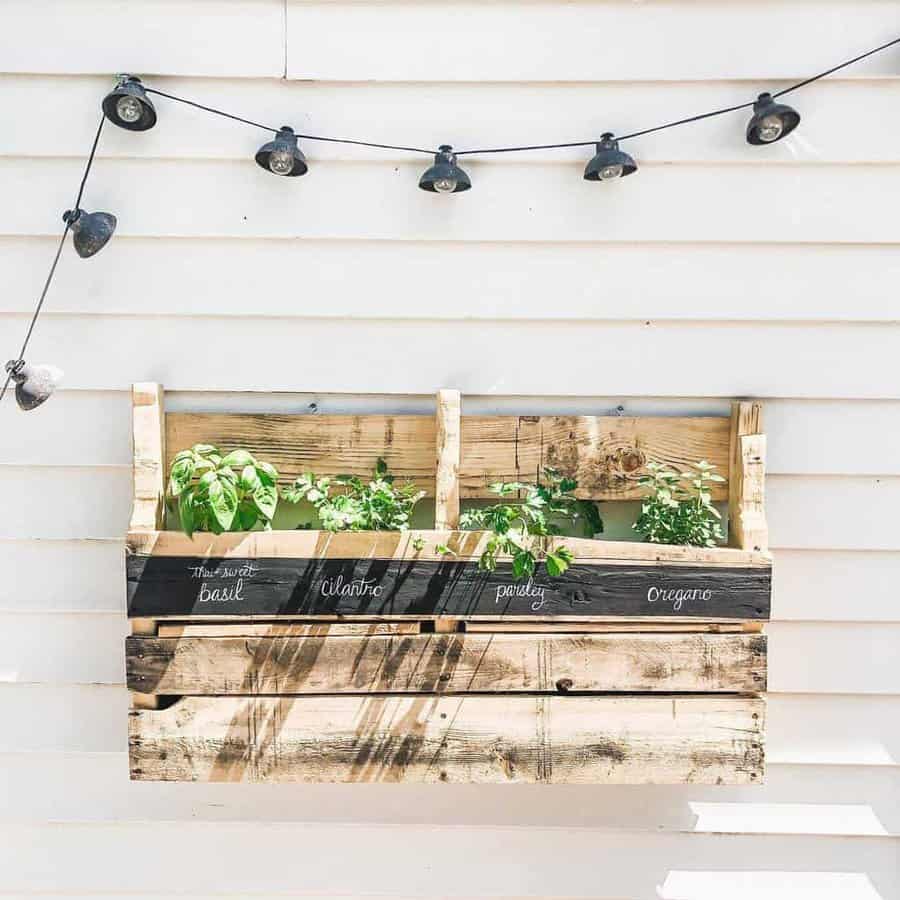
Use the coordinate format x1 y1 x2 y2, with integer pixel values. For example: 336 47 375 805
459 468 602 579
282 458 425 532
167 444 279 537
633 461 725 547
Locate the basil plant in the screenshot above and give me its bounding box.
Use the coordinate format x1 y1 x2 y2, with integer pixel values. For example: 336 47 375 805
167 443 279 537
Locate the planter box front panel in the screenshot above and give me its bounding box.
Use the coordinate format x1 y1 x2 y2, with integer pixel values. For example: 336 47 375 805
126 547 772 621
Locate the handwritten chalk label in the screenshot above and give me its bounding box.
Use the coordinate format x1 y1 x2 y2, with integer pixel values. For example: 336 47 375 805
320 575 384 600
647 585 712 612
496 578 547 612
188 562 260 604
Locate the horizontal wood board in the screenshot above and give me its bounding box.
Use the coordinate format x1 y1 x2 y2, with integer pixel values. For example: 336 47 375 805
126 632 767 695
126 554 771 620
128 694 765 784
165 413 731 500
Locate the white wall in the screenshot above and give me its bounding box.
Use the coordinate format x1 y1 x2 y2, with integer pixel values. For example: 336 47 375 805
1 2 899 897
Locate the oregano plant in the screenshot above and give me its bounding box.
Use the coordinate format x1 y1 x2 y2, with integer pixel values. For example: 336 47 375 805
459 467 602 579
167 444 280 537
282 458 425 532
633 460 725 547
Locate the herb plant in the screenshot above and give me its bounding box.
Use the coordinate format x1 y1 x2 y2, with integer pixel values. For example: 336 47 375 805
167 444 279 537
282 458 425 532
459 468 602 579
633 461 725 547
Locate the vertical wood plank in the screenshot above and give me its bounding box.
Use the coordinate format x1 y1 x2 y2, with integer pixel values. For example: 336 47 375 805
129 383 166 532
434 389 461 529
729 401 768 552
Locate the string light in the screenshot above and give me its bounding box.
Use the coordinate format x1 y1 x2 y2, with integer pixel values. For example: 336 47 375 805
746 93 801 145
255 126 308 177
418 145 471 193
583 134 637 182
4 32 900 412
102 75 157 132
62 209 117 257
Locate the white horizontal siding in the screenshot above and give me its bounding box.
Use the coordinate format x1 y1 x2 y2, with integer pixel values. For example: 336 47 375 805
1 0 283 77
284 2 900 83
6 238 900 322
6 158 900 244
4 318 900 398
0 754 896 836
0 822 896 898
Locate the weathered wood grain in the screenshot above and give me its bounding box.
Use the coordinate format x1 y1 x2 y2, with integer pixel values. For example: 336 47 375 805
460 415 730 499
129 384 166 532
129 694 765 784
165 413 731 500
126 632 767 695
729 401 768 552
156 622 421 638
434 389 461 528
126 554 772 620
125 529 771 567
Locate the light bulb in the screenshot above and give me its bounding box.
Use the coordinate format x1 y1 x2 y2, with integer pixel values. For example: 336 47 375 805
599 163 624 181
433 177 457 193
757 114 784 143
116 95 143 124
268 150 294 175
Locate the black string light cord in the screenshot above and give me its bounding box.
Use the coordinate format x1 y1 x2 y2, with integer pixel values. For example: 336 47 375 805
142 34 900 157
0 115 106 405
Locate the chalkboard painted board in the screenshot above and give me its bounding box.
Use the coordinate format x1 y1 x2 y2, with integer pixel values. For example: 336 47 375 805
126 555 771 620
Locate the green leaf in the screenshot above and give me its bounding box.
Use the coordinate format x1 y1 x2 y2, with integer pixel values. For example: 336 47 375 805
240 464 261 492
208 478 239 531
178 491 195 538
253 482 278 520
512 551 535 580
238 502 259 531
168 456 195 498
192 444 219 457
255 461 279 485
222 449 255 468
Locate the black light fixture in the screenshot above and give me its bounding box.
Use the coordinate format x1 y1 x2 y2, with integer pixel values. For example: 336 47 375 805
102 76 157 132
255 126 308 176
4 360 63 411
584 133 637 182
62 209 117 258
419 145 471 193
746 92 800 145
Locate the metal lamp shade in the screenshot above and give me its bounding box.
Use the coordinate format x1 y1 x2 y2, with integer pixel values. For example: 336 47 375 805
746 93 800 145
102 76 157 132
584 133 637 181
419 146 471 193
255 127 308 176
63 209 117 258
4 360 63 411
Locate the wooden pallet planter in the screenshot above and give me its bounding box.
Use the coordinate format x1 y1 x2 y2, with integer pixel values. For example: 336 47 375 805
126 384 770 784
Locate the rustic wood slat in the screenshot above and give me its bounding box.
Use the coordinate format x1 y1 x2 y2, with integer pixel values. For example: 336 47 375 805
165 413 731 500
434 389 461 529
126 554 771 621
125 529 771 567
156 622 421 638
129 384 166 531
729 401 768 551
460 415 731 500
465 621 763 634
126 632 766 696
128 694 765 784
